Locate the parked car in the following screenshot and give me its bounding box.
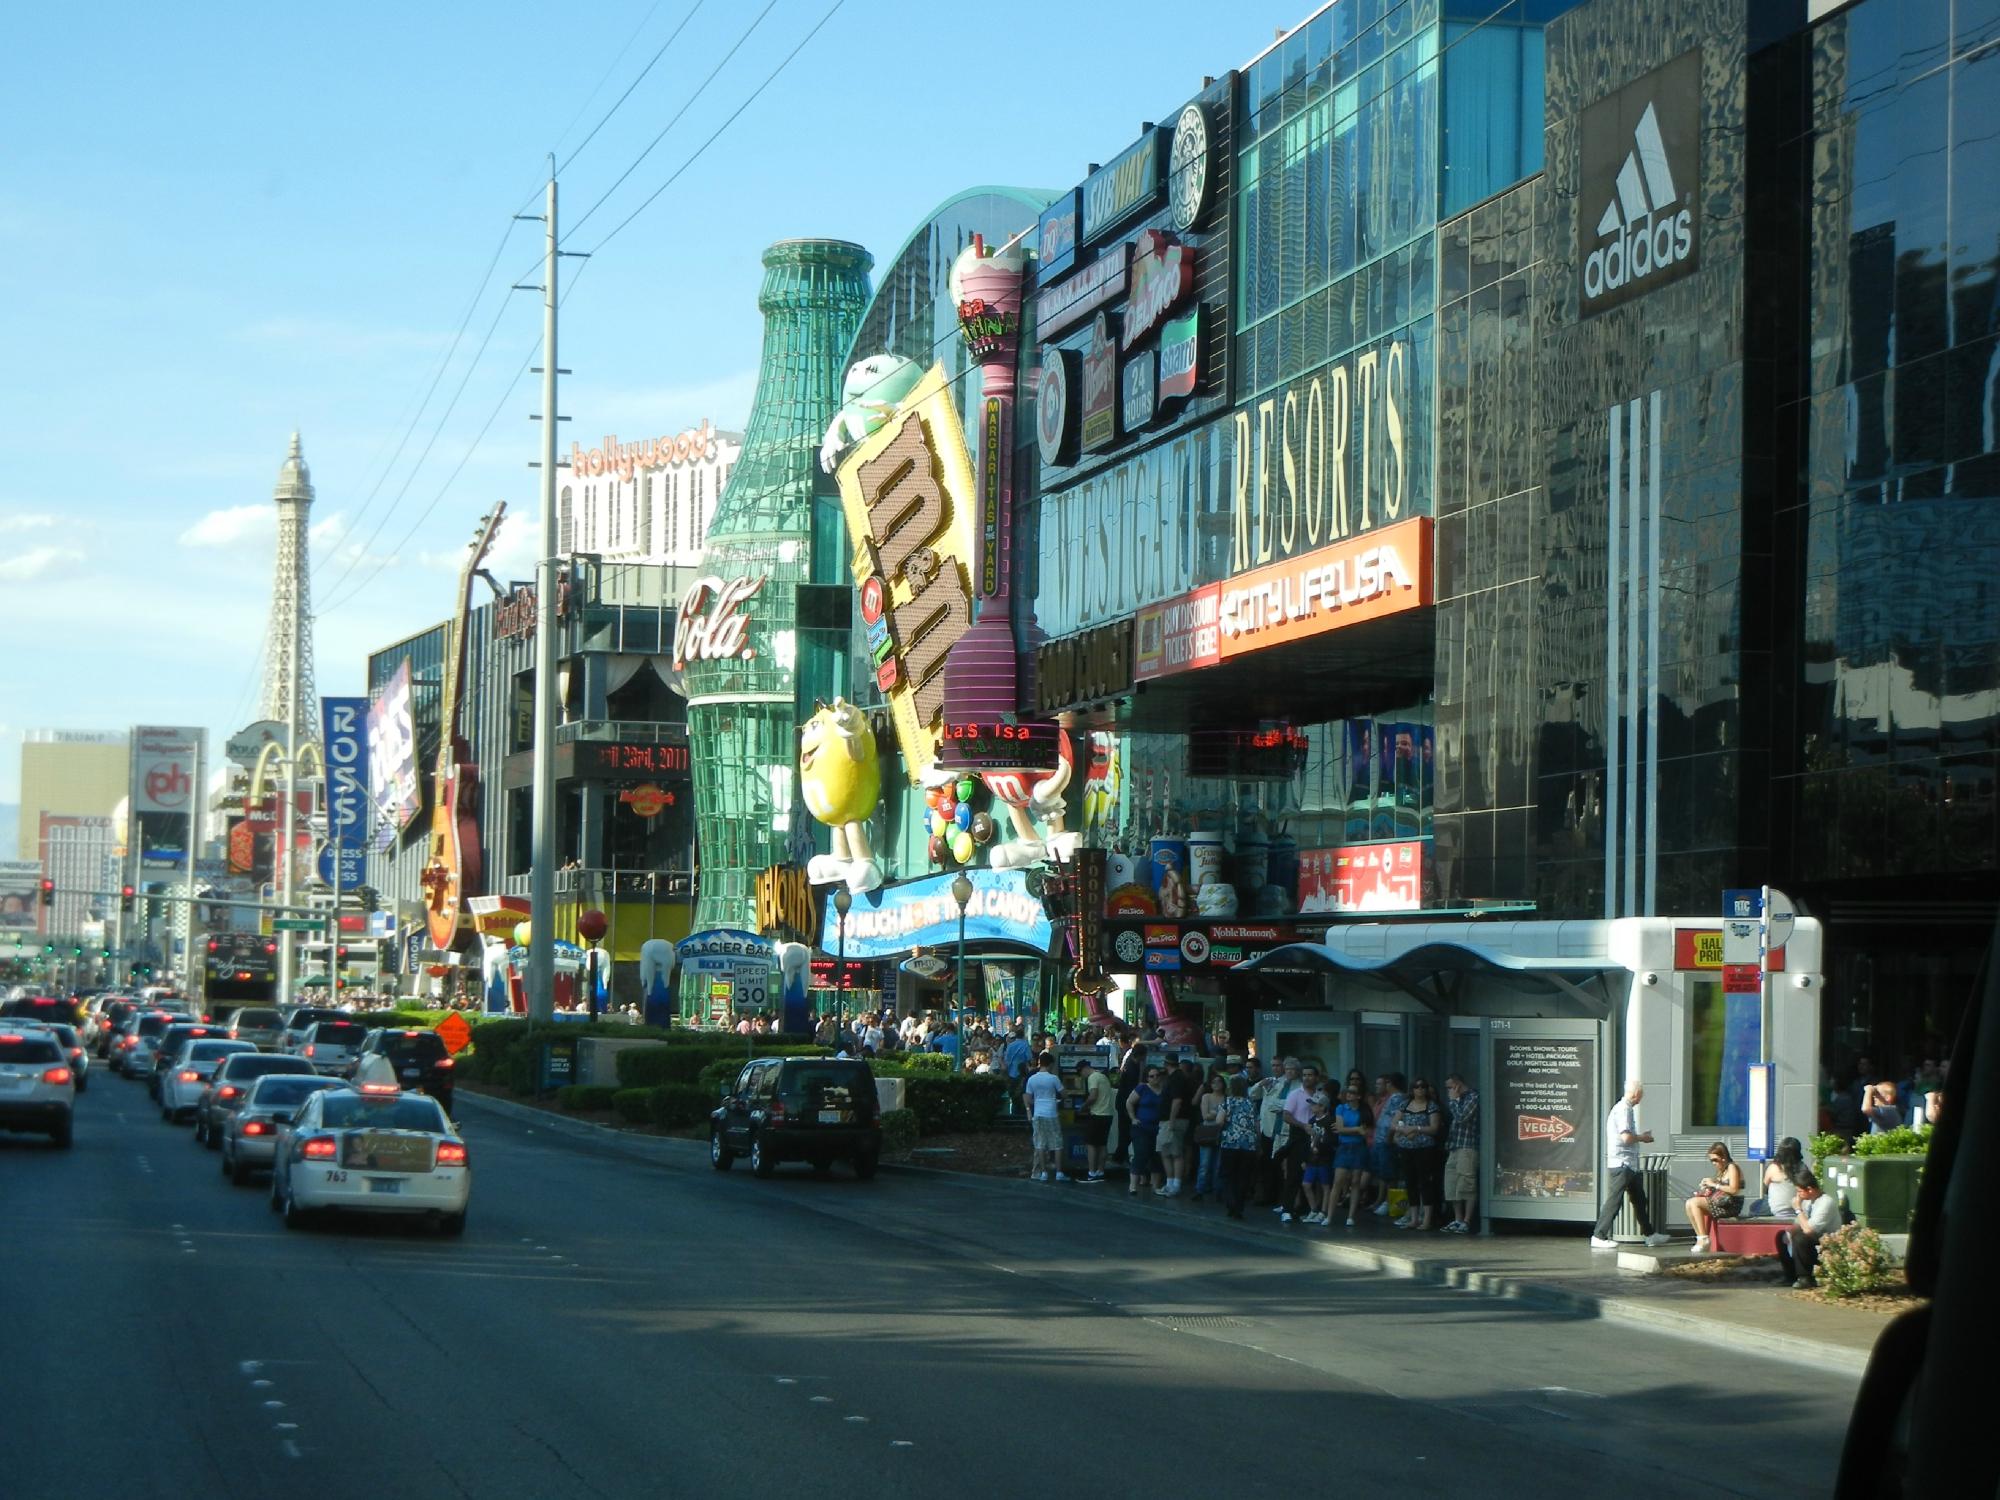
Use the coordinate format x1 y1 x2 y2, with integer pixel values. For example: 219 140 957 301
225 1007 287 1051
0 1028 76 1147
710 1056 881 1179
158 1038 259 1122
269 1085 470 1234
288 1019 369 1077
353 1028 455 1110
194 1052 320 1147
221 1073 344 1184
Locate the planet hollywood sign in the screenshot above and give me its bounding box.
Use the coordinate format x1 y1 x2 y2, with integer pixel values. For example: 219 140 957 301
571 418 722 480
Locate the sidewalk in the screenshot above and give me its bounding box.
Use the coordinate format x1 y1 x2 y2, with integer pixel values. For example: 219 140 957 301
455 1091 1893 1378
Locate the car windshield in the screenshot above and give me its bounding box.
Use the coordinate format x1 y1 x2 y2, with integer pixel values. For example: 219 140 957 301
233 1009 282 1028
247 1078 340 1107
136 1015 172 1039
48 1025 80 1047
320 1094 448 1132
0 1035 64 1064
382 1033 446 1062
313 1023 366 1046
781 1064 872 1096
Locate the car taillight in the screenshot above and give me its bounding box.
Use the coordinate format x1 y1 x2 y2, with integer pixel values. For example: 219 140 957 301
305 1045 315 1057
767 1098 787 1123
179 1070 200 1082
436 1142 468 1166
436 1058 454 1069
243 1121 268 1136
218 1086 241 1100
301 1136 337 1160
68 1047 84 1061
43 1066 73 1085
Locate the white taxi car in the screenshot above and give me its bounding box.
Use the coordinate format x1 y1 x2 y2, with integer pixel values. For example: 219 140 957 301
269 1075 470 1236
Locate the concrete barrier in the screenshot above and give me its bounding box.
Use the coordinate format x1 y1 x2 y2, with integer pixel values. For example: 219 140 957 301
580 1036 668 1089
876 1076 905 1114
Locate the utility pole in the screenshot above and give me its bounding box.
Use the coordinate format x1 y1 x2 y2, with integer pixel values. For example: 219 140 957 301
527 161 560 1022
184 735 202 992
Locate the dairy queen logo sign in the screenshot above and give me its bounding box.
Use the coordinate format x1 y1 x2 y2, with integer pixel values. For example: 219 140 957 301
673 575 766 670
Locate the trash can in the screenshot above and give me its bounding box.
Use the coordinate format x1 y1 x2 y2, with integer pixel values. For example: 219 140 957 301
1615 1153 1673 1241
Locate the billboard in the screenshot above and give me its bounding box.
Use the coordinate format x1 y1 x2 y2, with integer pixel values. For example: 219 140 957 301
368 659 421 834
0 860 40 933
130 724 204 816
1492 1033 1600 1205
320 696 370 888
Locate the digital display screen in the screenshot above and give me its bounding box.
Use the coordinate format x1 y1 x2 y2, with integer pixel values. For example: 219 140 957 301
583 742 690 779
1186 725 1309 781
937 720 1061 771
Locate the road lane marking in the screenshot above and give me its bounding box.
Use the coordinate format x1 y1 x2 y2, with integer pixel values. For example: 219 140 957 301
281 1440 301 1460
844 1416 868 1423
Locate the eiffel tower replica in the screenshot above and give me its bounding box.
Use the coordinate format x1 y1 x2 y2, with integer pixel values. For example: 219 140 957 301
259 431 319 750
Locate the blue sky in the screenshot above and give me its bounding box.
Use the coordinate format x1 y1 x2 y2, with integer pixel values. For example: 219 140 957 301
0 0 1275 801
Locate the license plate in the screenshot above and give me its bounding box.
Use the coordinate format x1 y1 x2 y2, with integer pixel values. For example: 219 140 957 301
323 1169 349 1183
401 1068 421 1079
367 1177 402 1195
818 1109 843 1124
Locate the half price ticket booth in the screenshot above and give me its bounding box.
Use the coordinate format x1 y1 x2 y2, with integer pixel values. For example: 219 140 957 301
1237 917 1822 1231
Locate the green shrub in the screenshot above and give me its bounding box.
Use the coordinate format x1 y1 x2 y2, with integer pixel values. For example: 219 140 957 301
611 1088 654 1124
1808 1130 1848 1175
879 1107 919 1156
1817 1223 1896 1298
1852 1125 1932 1157
698 1057 750 1095
648 1083 714 1129
902 1074 1008 1136
616 1040 829 1089
557 1084 619 1112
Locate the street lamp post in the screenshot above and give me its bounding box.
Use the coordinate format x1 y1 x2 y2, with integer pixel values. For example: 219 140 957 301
833 887 852 1027
951 872 973 1072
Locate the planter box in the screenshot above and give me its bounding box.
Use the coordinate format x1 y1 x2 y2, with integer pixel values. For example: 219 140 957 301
1830 1153 1924 1234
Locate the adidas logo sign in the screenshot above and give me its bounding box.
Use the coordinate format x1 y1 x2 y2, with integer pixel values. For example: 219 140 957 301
1584 102 1693 300
1579 52 1701 316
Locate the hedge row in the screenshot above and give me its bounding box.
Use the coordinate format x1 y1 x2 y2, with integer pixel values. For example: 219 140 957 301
615 1040 828 1090
879 1107 918 1156
461 1019 678 1092
557 1084 619 1112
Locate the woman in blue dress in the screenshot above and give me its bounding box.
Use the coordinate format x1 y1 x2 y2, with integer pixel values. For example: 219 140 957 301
1329 1084 1375 1227
1125 1066 1165 1195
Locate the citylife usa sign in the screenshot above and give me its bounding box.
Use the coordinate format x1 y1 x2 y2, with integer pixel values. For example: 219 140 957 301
1215 515 1433 659
817 867 1054 960
672 574 767 670
1232 334 1411 573
836 363 979 781
1578 50 1701 317
571 418 722 479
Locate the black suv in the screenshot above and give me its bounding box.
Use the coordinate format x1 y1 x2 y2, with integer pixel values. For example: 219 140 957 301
354 1028 455 1110
710 1056 881 1179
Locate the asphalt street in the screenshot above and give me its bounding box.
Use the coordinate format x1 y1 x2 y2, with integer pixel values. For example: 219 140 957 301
5 1085 1862 1499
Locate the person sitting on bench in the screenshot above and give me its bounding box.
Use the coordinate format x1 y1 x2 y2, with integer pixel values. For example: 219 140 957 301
1686 1140 1746 1252
1775 1169 1842 1289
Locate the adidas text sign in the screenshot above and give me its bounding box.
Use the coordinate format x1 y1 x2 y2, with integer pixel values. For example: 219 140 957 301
1578 51 1702 316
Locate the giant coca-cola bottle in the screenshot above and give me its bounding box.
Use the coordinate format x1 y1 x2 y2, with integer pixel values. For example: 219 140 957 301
681 238 872 935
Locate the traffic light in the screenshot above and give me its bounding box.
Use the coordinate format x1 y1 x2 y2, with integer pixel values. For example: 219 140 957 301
359 885 380 914
120 883 135 913
39 878 54 908
43 943 54 955
100 948 111 960
71 946 83 958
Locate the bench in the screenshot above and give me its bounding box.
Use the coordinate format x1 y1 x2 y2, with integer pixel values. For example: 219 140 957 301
1710 1218 1786 1257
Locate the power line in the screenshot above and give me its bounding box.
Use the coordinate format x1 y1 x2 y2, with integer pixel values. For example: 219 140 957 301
547 0 670 160
561 0 781 246
557 0 708 177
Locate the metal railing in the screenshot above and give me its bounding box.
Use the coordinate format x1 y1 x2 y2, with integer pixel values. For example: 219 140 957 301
555 719 688 745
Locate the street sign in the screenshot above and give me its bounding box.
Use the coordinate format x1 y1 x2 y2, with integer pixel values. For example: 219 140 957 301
273 917 322 932
435 1012 472 1054
317 845 364 888
1762 886 1798 951
1721 918 1761 965
1721 887 1762 919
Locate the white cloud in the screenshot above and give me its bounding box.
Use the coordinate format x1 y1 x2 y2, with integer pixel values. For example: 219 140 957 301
0 545 84 580
180 504 273 547
565 370 758 438
0 513 55 534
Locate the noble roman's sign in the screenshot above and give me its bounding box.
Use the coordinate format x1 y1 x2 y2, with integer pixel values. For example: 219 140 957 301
1035 244 1129 339
1231 335 1411 573
1080 313 1118 452
1081 128 1164 244
754 864 820 945
1578 50 1701 316
1033 618 1134 713
1216 515 1432 658
836 364 979 783
672 575 766 670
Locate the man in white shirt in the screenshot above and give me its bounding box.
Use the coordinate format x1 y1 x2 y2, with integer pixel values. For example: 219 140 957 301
1023 1052 1069 1183
1589 1079 1673 1249
1775 1170 1843 1288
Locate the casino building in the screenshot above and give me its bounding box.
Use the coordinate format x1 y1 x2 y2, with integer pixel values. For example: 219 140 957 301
1003 0 1996 1216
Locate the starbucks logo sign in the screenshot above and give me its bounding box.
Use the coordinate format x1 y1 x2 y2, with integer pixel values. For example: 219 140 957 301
1168 103 1210 233
1114 929 1144 966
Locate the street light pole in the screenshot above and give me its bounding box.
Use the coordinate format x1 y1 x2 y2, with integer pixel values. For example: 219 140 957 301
951 872 973 1073
833 887 852 1027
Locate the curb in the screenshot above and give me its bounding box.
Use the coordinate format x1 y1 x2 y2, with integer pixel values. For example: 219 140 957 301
457 1093 1872 1378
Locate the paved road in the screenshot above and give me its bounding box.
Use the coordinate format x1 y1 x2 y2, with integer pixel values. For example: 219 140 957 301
6 1085 1860 1499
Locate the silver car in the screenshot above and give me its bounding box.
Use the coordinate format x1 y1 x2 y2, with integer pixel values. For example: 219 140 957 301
226 1006 287 1051
0 1028 77 1147
194 1052 320 1147
158 1038 259 1122
290 1019 369 1077
221 1073 343 1184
